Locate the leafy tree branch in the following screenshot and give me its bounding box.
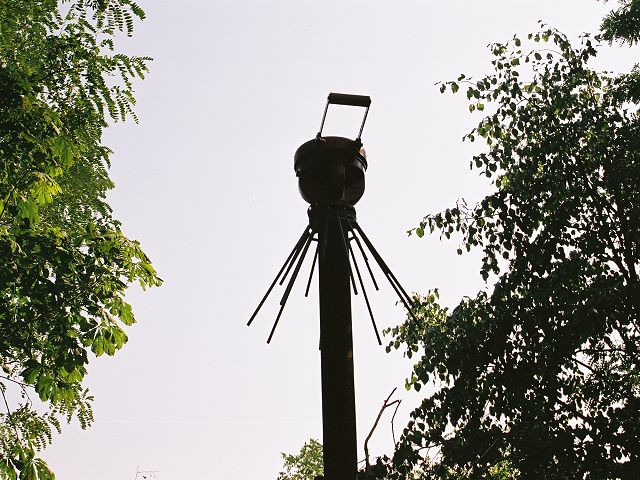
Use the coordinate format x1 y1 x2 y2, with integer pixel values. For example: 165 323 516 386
0 1 160 478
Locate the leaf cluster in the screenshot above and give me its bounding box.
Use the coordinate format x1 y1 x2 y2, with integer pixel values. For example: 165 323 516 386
600 0 640 45
277 439 324 480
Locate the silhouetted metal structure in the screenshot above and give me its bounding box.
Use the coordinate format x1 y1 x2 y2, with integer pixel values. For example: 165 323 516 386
248 93 416 480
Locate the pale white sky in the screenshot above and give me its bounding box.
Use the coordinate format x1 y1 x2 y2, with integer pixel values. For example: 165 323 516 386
42 1 634 478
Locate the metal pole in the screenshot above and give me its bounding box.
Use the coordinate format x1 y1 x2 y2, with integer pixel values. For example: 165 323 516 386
315 206 358 480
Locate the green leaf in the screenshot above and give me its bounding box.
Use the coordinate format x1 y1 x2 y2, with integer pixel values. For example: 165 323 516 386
92 337 104 357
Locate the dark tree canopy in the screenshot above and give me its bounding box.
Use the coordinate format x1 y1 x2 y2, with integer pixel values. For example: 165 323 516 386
0 1 160 478
384 14 639 480
600 0 640 45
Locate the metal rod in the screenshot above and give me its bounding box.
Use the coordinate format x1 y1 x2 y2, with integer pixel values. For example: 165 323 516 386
267 302 287 344
247 225 312 326
317 100 330 138
281 232 314 306
305 240 319 297
379 259 418 323
279 226 312 286
338 216 358 295
348 240 381 345
351 222 419 323
357 106 370 141
352 223 413 305
349 226 379 291
267 230 315 343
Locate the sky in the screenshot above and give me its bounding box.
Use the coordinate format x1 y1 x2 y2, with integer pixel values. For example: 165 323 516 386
41 1 636 479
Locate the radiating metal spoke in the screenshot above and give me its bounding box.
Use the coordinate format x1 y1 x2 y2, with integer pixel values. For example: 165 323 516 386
280 226 312 286
350 228 379 291
248 224 312 326
305 239 319 297
338 216 358 295
348 240 381 345
267 228 315 343
267 302 288 344
352 222 413 305
281 231 314 305
351 222 418 323
249 217 417 344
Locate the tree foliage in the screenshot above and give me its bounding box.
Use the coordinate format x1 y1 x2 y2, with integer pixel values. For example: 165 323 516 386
601 0 640 45
0 1 160 478
277 439 324 480
384 7 640 480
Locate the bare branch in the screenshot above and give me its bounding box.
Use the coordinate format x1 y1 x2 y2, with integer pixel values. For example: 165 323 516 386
364 387 402 470
0 384 11 416
0 375 29 388
390 397 402 445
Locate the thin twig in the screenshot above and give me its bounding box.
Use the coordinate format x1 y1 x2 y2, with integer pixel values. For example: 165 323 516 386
364 387 401 470
390 397 402 445
571 356 597 374
0 375 29 387
0 385 11 415
0 383 24 439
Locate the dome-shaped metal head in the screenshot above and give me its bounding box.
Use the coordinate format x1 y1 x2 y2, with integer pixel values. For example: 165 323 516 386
294 136 367 207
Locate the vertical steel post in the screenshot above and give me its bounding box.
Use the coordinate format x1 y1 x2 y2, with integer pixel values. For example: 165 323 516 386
316 206 358 480
250 94 379 480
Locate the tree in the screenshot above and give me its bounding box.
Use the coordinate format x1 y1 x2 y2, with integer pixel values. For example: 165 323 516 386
601 0 640 45
277 438 324 480
0 1 160 478
384 4 639 479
